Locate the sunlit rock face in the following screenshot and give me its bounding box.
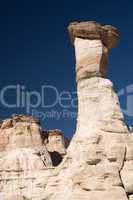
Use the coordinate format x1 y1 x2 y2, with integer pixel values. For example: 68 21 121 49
5 195 29 200
74 38 108 80
0 115 68 200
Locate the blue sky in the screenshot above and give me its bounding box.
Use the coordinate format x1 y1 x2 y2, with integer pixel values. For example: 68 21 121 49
0 0 132 137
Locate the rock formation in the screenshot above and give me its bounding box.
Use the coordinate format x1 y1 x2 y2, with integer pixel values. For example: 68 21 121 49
43 21 133 200
0 115 68 199
0 21 133 200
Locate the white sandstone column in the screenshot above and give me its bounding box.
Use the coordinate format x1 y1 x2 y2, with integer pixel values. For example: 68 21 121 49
68 22 128 139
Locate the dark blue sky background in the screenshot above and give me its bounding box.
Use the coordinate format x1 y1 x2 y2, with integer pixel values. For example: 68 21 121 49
0 0 132 137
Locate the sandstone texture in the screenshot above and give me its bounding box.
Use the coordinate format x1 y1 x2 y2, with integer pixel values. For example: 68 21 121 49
0 21 133 200
0 115 68 199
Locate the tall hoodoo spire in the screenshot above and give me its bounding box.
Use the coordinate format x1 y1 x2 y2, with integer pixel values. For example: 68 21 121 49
42 22 132 200
67 21 126 139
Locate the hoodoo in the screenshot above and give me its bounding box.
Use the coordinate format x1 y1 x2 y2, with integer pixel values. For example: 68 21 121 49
0 22 133 200
43 22 133 200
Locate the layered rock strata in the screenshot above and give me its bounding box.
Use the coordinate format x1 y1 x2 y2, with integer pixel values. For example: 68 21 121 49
43 22 133 200
0 115 68 199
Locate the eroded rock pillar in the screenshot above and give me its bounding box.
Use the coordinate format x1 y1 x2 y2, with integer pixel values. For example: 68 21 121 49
68 21 128 138
43 22 130 200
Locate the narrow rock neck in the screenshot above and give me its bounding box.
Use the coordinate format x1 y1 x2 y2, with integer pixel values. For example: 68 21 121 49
74 38 108 82
74 38 108 137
